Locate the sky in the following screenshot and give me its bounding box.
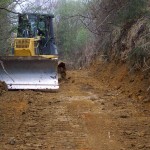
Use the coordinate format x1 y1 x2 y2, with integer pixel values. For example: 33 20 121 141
15 0 56 12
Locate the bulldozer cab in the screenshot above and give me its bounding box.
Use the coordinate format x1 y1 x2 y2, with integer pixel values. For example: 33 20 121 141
17 13 57 55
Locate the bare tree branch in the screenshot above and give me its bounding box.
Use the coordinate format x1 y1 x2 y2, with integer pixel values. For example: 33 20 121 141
0 7 19 14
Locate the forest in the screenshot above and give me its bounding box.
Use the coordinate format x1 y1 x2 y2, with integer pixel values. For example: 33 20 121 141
0 0 149 69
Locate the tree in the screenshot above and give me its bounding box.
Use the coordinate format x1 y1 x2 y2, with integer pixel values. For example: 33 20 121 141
55 0 92 63
0 0 13 55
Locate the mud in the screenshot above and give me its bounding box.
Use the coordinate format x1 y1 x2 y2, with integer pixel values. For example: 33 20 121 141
0 70 149 150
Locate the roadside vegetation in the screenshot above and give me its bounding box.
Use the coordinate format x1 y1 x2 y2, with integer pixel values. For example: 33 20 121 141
0 0 149 71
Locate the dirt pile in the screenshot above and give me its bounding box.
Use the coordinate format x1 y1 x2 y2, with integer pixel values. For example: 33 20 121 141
0 81 8 95
91 61 150 101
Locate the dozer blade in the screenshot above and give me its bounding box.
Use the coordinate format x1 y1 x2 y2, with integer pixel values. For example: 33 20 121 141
0 56 59 90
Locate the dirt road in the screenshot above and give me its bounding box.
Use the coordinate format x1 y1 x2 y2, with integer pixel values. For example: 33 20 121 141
0 70 150 150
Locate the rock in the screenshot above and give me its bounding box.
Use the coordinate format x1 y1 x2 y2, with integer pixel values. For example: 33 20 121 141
121 90 125 93
51 146 55 148
25 132 32 137
138 145 145 149
26 143 32 146
143 109 149 113
104 93 112 96
124 131 132 135
143 98 150 103
119 114 130 118
129 79 134 83
8 137 16 145
72 80 75 83
131 143 135 147
36 92 43 95
37 144 43 148
138 96 144 101
116 85 121 90
146 145 150 148
28 100 32 104
101 102 105 105
49 100 60 105
22 111 26 115
49 101 52 105
137 131 145 137
113 103 119 107
53 100 61 104
138 89 142 93
128 93 133 98
68 77 71 80
90 96 97 101
120 115 128 118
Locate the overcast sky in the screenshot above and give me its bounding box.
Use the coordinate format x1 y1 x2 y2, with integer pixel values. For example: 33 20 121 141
16 0 55 12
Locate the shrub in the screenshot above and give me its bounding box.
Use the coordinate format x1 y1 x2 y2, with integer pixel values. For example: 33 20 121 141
128 47 147 69
116 0 148 25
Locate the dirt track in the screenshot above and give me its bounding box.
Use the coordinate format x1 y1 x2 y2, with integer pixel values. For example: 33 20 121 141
0 70 150 150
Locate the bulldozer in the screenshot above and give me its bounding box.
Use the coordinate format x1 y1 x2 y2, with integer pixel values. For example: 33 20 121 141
0 13 61 90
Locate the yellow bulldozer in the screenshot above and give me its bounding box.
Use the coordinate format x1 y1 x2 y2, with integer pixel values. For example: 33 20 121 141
0 13 65 90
